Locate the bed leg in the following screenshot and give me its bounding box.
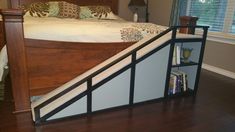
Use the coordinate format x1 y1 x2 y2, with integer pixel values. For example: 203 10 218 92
1 9 30 113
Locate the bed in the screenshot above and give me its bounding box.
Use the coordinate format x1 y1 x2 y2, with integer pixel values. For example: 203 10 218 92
0 0 169 113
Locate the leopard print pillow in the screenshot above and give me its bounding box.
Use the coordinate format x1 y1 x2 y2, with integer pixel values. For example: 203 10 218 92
22 2 50 17
88 6 112 18
57 1 80 19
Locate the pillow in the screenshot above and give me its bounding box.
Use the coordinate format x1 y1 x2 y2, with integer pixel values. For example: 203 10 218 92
79 6 118 19
79 6 93 19
48 2 60 17
23 2 50 17
57 1 80 19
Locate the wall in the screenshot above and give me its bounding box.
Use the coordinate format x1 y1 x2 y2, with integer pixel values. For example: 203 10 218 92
118 0 235 75
204 41 235 73
118 0 173 24
118 0 133 21
118 0 147 22
148 0 172 26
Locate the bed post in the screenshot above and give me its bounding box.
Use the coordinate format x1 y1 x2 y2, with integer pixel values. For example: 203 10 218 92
1 9 30 113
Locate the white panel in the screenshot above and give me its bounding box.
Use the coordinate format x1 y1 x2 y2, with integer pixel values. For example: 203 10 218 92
39 82 87 117
92 56 131 85
179 42 202 63
92 70 131 111
47 96 87 121
134 45 170 103
179 66 198 90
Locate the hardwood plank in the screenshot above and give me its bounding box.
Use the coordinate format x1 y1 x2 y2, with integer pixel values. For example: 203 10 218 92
0 70 235 131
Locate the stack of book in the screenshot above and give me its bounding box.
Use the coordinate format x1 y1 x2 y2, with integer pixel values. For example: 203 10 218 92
172 45 181 65
168 70 188 95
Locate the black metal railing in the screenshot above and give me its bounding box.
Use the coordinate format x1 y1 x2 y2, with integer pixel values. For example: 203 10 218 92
33 26 209 124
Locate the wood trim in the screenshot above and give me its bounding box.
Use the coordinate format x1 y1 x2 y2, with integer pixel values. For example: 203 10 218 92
12 109 31 114
25 39 132 49
1 9 30 112
202 63 235 80
25 39 134 96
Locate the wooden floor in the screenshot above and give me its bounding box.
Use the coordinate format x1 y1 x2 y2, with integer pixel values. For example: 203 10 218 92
0 70 235 132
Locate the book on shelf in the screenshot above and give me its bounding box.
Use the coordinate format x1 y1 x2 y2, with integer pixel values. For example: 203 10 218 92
172 45 181 65
175 70 188 92
171 71 183 93
168 70 188 95
168 74 176 95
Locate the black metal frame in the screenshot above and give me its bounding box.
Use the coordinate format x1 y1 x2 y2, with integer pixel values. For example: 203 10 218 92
146 0 149 22
33 26 209 125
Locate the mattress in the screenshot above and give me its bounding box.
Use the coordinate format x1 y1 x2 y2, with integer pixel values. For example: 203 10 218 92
23 16 168 42
0 16 168 83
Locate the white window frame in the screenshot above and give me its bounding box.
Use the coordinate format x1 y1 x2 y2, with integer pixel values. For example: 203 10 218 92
186 0 235 45
223 0 235 33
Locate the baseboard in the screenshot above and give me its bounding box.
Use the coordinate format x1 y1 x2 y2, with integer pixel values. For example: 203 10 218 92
202 63 235 80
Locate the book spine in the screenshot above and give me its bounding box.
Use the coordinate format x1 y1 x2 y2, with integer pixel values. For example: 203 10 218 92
172 46 177 65
176 46 181 65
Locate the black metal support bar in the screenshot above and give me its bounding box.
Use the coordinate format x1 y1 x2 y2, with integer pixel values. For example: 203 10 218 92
40 64 131 123
164 27 177 98
40 91 88 122
136 40 171 64
175 38 203 43
92 64 132 91
193 27 208 96
174 25 209 29
34 107 41 124
34 79 87 112
87 79 92 114
145 0 149 22
129 52 137 105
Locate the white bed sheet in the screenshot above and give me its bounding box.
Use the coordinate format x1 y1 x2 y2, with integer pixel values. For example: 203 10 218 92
0 46 8 82
23 16 167 42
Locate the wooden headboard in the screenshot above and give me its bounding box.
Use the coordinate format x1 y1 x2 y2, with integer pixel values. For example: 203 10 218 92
10 0 119 14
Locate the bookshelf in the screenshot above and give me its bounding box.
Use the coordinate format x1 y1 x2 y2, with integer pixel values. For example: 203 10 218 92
166 16 203 97
166 39 204 97
172 61 198 67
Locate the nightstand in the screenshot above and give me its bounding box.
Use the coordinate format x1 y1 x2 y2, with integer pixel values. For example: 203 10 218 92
179 16 199 34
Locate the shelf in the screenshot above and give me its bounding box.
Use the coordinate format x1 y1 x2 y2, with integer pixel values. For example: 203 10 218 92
167 89 194 98
172 61 198 67
175 38 203 43
166 28 206 100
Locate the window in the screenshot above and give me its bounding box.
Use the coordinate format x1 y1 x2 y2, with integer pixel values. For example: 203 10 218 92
183 0 235 36
231 11 235 33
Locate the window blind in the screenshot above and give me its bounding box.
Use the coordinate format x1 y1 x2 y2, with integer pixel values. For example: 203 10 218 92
230 10 235 33
184 0 235 35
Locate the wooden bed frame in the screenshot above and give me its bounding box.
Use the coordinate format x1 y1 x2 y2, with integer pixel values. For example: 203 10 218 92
1 0 135 113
